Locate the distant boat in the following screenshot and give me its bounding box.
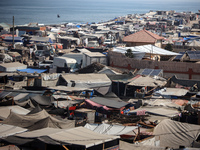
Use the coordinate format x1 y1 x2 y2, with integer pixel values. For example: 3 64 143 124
57 14 60 18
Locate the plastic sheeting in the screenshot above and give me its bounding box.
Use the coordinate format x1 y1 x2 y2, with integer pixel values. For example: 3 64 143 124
84 123 138 135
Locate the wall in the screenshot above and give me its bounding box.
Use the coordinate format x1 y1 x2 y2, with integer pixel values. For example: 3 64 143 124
108 51 200 80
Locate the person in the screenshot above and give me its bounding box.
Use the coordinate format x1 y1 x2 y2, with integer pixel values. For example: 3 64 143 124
32 51 35 61
23 59 28 66
33 61 38 67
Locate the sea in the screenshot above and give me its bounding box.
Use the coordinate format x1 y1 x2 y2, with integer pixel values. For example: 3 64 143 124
0 0 200 25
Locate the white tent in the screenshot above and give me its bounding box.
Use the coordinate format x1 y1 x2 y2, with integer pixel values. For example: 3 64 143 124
84 123 138 135
113 44 180 56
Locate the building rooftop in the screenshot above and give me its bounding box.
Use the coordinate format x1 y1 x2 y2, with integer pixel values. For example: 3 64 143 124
123 29 164 43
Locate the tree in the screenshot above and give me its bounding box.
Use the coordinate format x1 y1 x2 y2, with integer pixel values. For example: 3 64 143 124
165 43 173 51
125 49 134 58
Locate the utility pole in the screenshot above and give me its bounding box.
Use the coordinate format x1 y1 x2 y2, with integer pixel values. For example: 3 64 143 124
12 16 14 48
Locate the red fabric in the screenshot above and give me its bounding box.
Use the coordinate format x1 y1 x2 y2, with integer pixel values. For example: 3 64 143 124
69 106 76 110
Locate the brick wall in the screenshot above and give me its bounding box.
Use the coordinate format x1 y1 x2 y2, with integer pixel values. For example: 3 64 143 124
108 51 200 80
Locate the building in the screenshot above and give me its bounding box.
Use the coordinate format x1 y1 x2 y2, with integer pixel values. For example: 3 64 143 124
123 29 164 48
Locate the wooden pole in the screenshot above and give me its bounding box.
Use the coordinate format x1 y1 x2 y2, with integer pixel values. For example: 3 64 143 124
62 145 69 150
12 16 15 48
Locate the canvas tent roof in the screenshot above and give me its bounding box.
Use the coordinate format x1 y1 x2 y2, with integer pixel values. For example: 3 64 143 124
60 73 111 88
30 36 52 43
119 140 166 150
0 62 27 72
29 94 52 106
113 45 179 56
2 109 75 130
154 88 189 98
59 73 111 95
129 106 180 117
128 76 167 87
90 96 128 109
84 123 138 135
2 127 119 148
0 105 30 120
153 119 200 149
0 124 27 138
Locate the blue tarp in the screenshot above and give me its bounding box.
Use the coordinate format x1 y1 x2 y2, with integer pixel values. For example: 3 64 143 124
3 37 23 43
17 68 47 73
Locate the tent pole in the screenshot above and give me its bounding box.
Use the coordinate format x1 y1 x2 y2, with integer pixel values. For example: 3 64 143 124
62 145 69 150
103 142 105 150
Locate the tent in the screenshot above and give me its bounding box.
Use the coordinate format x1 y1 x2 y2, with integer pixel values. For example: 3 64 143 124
153 119 200 149
113 44 180 56
58 73 112 95
0 124 27 138
0 105 30 120
2 127 119 149
84 123 138 135
2 109 75 130
127 76 167 87
129 106 180 117
90 96 128 109
15 94 52 108
119 140 166 150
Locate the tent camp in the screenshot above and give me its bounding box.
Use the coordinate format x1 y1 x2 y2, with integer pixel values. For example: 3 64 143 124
2 109 75 130
153 119 200 149
2 127 119 150
84 123 138 136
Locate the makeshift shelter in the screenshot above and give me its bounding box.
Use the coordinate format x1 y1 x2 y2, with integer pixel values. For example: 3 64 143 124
0 124 27 138
119 140 166 150
57 73 112 95
89 96 128 109
154 87 189 98
127 76 167 87
2 109 75 130
2 127 119 150
113 44 179 56
129 106 180 118
153 119 200 149
14 94 52 109
0 62 27 72
84 123 138 136
0 105 30 120
29 36 53 43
